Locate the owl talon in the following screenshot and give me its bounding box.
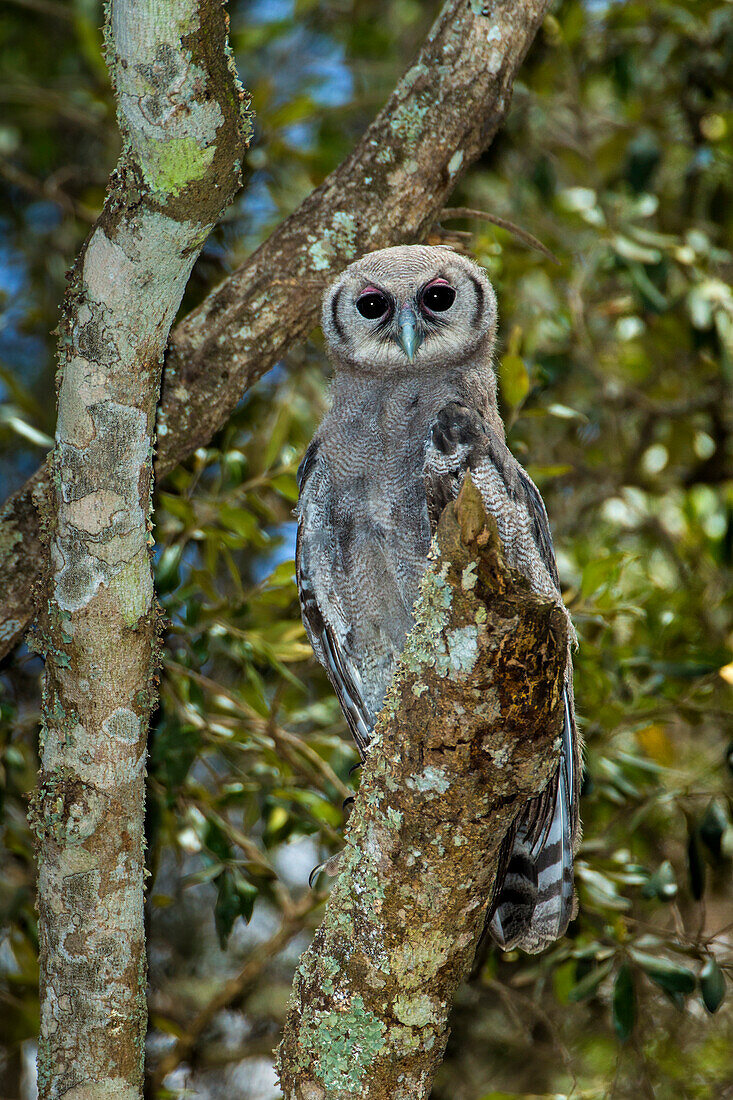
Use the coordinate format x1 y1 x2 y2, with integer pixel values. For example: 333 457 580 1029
432 402 487 454
309 850 344 888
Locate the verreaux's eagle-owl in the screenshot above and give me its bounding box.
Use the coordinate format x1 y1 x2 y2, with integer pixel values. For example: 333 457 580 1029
295 244 580 953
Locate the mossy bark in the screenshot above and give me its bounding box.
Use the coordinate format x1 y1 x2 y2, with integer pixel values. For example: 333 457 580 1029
277 478 568 1100
0 0 553 661
28 3 250 1098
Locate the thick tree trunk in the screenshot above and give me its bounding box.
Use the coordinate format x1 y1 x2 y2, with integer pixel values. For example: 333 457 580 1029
27 4 250 1097
0 0 553 661
276 479 569 1100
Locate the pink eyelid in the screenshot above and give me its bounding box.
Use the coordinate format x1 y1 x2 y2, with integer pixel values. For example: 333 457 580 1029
424 278 451 290
359 285 382 297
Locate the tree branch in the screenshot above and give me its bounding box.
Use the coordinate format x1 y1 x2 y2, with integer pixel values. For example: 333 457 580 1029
0 0 552 661
27 3 250 1097
277 477 568 1100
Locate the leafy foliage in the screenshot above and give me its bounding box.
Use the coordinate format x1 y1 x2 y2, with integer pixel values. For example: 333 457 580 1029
1 1 732 1098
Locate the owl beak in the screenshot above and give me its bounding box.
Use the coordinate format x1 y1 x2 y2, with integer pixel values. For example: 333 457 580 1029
396 305 422 362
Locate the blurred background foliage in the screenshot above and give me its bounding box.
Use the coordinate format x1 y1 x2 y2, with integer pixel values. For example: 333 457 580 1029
1 0 733 1097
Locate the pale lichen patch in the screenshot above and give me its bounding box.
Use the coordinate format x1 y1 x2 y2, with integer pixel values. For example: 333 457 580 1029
114 554 154 628
445 624 480 677
392 992 440 1028
389 99 430 143
64 490 126 536
406 766 450 796
63 1079 141 1100
447 150 464 177
485 744 510 767
103 708 141 744
332 211 358 257
309 239 332 271
300 995 387 1092
390 931 453 990
60 846 100 875
0 618 22 644
387 1024 421 1057
461 561 478 591
142 136 216 196
52 538 106 614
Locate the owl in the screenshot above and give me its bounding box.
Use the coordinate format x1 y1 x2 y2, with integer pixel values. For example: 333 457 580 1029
295 244 580 953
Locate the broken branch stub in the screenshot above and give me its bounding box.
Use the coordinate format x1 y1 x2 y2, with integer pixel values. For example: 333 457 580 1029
277 476 568 1100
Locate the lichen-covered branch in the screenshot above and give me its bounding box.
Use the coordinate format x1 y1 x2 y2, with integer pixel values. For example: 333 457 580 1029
0 0 552 660
28 4 250 1098
277 478 568 1100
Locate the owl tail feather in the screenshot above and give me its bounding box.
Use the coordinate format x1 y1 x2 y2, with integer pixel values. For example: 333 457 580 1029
489 688 576 954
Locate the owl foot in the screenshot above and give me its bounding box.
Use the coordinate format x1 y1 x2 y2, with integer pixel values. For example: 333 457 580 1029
308 850 344 887
308 792 356 887
431 401 487 456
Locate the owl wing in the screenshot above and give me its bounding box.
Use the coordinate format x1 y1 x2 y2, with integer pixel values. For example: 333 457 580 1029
424 401 578 953
295 438 372 759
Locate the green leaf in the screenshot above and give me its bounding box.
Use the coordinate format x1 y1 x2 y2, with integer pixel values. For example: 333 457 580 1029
275 787 342 825
641 859 677 901
499 353 530 409
546 402 586 421
567 958 613 1002
612 964 636 1041
149 718 201 797
155 545 182 594
204 818 233 863
612 234 662 265
218 506 258 539
270 473 299 502
232 871 258 925
214 870 258 949
700 800 729 859
687 828 705 900
222 450 248 486
628 261 668 311
214 871 240 950
630 949 696 995
265 559 297 587
577 866 631 911
700 958 726 1014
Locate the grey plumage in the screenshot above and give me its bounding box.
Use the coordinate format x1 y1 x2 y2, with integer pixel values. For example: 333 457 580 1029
296 244 580 953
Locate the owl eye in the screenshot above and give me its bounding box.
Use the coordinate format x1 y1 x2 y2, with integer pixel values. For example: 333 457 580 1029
356 290 390 319
422 282 456 312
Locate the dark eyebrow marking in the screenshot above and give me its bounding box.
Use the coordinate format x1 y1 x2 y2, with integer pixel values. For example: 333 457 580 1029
468 274 485 328
331 286 345 340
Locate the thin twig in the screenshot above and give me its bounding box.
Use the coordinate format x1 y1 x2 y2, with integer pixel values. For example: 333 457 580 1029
485 977 578 1090
3 0 73 20
147 892 319 1092
163 656 351 800
441 206 561 264
0 158 97 223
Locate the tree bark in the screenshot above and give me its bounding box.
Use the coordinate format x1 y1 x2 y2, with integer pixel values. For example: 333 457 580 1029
0 0 553 661
27 4 250 1098
277 478 568 1100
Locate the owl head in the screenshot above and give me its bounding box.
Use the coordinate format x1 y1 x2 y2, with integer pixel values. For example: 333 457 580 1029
321 244 498 375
